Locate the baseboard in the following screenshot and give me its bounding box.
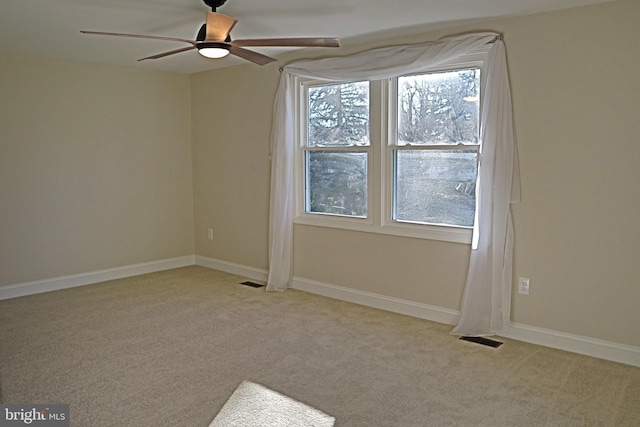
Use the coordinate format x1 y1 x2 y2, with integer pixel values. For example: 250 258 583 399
498 323 640 368
292 276 461 325
0 256 195 300
288 275 640 368
195 256 269 283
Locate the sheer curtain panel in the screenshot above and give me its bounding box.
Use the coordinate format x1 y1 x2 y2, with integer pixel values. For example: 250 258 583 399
451 40 521 336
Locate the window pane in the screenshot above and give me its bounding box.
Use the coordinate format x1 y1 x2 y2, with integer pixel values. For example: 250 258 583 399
394 150 477 227
306 151 367 217
397 69 480 146
308 82 369 147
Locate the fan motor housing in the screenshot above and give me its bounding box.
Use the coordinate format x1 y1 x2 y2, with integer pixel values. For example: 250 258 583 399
203 0 227 11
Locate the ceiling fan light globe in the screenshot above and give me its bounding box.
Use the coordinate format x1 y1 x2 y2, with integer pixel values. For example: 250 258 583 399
198 42 230 58
199 48 229 58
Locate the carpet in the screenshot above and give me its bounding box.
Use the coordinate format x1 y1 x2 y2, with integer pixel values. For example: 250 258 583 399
210 381 335 427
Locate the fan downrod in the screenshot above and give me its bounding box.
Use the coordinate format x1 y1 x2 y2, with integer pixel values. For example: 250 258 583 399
202 0 227 12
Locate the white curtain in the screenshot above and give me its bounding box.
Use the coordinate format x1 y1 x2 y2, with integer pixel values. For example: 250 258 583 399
267 31 520 337
451 40 521 336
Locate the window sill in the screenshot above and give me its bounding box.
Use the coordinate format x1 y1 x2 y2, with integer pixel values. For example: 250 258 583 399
294 214 472 244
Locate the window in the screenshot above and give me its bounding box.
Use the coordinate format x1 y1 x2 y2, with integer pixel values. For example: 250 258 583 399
305 81 370 218
392 69 480 228
296 52 486 243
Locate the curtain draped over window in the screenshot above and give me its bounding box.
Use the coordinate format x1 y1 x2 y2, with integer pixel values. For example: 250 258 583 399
267 32 520 336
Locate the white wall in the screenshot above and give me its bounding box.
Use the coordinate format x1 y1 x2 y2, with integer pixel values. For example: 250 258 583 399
191 64 277 270
0 55 194 286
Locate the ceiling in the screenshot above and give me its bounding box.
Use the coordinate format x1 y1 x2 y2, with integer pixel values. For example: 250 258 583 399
0 0 614 74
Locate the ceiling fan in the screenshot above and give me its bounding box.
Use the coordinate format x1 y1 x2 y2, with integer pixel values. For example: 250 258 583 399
81 0 340 66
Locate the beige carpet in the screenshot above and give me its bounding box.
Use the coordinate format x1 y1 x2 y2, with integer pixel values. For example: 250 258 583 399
1 266 639 426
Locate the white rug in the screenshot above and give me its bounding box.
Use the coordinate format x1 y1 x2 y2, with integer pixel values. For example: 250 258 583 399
210 381 335 427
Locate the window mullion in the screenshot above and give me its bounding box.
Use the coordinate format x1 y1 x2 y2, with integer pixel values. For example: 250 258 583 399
381 77 395 228
393 144 480 151
303 146 369 152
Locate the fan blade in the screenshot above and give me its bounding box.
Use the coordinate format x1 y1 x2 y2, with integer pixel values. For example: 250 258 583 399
205 12 237 41
138 46 196 61
229 46 277 66
232 38 340 48
81 30 196 46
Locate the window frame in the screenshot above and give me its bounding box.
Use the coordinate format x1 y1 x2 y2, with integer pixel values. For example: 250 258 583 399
295 78 375 228
294 48 489 244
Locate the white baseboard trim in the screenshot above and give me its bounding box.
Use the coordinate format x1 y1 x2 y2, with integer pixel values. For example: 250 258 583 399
195 256 269 283
288 274 640 368
0 256 195 301
292 276 461 326
191 258 640 367
499 323 640 368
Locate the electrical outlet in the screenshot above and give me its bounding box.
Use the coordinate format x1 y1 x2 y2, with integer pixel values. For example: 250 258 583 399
208 228 214 240
518 277 530 295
